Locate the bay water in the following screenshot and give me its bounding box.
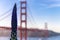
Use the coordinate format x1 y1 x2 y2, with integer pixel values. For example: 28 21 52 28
0 36 60 40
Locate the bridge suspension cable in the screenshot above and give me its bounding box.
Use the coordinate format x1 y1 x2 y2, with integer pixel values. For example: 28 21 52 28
0 13 11 21
0 1 20 21
27 4 38 27
0 8 12 17
0 9 12 21
27 15 35 27
0 1 38 27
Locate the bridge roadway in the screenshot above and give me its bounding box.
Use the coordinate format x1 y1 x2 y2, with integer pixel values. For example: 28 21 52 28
0 26 48 38
0 26 45 32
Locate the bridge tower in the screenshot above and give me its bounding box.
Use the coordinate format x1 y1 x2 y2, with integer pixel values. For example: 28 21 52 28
20 0 27 40
44 22 48 40
45 22 48 30
45 22 48 37
42 22 48 40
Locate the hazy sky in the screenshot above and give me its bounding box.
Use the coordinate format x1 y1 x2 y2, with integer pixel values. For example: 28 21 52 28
0 0 60 32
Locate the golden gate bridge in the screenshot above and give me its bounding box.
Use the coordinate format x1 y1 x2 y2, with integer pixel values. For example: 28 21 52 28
0 0 48 40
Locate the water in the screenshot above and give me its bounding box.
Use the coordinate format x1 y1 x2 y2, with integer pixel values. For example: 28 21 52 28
0 36 60 40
